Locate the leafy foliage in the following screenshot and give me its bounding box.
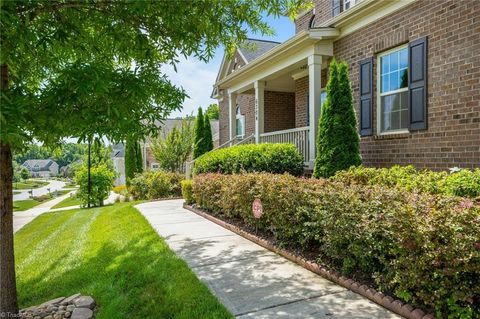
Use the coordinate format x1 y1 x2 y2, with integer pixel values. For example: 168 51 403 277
75 165 115 207
193 107 206 159
205 103 219 120
128 171 184 200
313 59 361 178
203 113 214 153
191 173 480 318
151 119 194 172
181 180 194 205
125 137 142 185
332 165 480 198
193 143 304 176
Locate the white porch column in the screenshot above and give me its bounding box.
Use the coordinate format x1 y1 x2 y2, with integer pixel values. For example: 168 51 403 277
308 54 322 166
229 92 237 141
254 81 265 143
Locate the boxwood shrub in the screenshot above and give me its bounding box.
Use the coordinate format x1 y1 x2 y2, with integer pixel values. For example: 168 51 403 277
331 165 480 198
193 143 304 176
190 173 480 318
128 170 183 200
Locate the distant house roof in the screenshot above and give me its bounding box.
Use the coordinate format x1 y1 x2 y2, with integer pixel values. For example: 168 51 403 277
237 39 282 63
23 159 57 172
154 119 219 141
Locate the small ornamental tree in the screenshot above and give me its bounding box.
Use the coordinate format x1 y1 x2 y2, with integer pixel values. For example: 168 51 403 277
313 59 361 178
75 165 115 207
193 107 206 159
20 167 30 181
203 113 214 153
205 103 219 120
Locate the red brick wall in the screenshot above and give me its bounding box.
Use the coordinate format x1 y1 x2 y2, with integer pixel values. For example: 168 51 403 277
334 0 480 169
295 77 309 127
264 91 296 133
295 0 332 33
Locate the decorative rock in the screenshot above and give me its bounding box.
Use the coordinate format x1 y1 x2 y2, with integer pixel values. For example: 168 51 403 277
71 307 93 319
73 296 95 309
66 305 76 312
62 294 81 306
41 297 65 307
64 312 71 318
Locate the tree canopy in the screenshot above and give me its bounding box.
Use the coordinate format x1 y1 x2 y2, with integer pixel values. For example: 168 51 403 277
205 103 219 120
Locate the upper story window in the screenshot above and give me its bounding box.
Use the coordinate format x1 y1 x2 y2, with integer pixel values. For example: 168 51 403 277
378 45 409 133
332 0 361 17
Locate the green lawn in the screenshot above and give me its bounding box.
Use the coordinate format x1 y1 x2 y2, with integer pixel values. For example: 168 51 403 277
15 203 233 318
13 191 21 195
51 195 81 209
13 180 49 190
13 199 41 212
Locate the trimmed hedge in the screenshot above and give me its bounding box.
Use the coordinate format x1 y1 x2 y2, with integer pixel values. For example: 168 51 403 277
128 170 183 200
332 165 480 198
190 173 480 318
193 143 304 176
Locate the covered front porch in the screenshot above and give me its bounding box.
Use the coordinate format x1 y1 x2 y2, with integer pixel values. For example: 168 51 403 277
215 29 338 167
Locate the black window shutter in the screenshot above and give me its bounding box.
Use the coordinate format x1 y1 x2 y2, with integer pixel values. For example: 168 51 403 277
408 36 428 130
359 57 373 136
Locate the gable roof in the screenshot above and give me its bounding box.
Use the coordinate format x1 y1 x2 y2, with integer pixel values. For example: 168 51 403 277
23 159 57 171
237 39 281 63
212 38 282 98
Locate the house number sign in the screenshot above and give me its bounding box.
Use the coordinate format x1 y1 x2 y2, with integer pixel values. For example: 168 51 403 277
252 198 263 219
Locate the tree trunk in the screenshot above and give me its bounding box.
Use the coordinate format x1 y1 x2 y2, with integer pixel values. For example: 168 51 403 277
0 141 19 316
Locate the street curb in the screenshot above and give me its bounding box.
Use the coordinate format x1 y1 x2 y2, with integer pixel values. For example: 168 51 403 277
183 203 435 319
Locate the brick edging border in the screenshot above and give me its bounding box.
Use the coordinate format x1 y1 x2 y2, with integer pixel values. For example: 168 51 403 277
183 203 435 319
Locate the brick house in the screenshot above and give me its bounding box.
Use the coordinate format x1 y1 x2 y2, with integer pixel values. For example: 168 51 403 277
213 0 480 170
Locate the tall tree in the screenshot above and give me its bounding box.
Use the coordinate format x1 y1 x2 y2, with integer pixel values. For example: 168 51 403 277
124 137 137 185
0 0 307 313
205 103 219 120
193 107 206 159
313 59 361 178
203 113 214 152
135 141 143 174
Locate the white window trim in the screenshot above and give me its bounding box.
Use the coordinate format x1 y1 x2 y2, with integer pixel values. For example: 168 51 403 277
151 163 160 170
376 44 409 135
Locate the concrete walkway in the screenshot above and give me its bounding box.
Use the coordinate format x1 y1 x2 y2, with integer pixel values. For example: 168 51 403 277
14 191 75 233
136 200 402 319
13 179 67 201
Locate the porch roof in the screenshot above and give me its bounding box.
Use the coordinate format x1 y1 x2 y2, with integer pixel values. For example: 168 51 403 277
215 28 339 94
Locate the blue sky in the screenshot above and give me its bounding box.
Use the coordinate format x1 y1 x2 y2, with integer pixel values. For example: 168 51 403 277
165 15 295 118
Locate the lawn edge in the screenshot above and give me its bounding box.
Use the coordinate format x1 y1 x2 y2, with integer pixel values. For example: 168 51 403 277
183 203 434 319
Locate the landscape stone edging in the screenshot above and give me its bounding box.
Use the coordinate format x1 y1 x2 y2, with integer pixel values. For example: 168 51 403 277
20 294 95 319
183 203 435 319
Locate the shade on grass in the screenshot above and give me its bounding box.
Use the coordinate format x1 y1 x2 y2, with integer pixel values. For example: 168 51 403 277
51 195 81 209
14 203 233 318
13 199 41 211
13 180 49 190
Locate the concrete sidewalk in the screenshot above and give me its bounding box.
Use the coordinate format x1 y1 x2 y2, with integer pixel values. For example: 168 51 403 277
14 191 75 233
136 199 402 319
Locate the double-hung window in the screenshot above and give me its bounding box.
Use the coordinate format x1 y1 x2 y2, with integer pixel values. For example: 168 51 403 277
378 46 409 133
235 105 245 138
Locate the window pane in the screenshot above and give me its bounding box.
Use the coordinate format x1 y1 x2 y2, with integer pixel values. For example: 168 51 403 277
400 48 408 69
381 92 409 132
381 56 389 74
389 51 399 71
389 71 399 91
399 69 408 88
382 75 389 93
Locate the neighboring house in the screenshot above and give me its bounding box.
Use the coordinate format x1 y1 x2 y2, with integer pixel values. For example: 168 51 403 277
213 0 480 170
22 159 59 178
112 143 126 186
142 118 220 170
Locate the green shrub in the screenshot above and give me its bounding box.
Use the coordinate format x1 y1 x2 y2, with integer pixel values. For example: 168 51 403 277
193 143 304 176
313 59 361 178
191 173 480 318
181 180 194 205
75 165 115 207
332 165 480 198
128 170 184 200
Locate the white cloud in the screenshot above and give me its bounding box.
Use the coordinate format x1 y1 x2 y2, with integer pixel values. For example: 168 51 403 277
162 54 222 118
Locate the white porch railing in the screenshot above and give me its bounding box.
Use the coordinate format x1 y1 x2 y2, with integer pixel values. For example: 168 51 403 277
260 126 310 163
